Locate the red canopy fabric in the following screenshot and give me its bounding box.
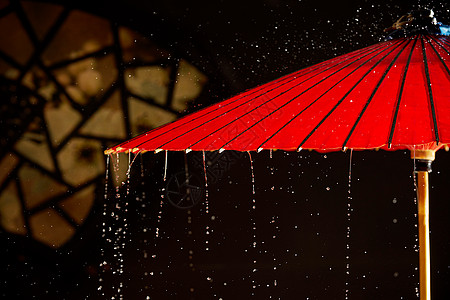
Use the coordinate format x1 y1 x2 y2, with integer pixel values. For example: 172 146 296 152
106 35 450 154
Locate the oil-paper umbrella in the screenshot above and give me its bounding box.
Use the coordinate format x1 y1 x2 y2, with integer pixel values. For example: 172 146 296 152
105 14 450 299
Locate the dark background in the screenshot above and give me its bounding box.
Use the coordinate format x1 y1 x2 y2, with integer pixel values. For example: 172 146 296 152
2 0 450 299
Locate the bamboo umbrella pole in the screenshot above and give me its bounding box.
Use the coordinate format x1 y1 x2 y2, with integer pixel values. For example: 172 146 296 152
412 149 434 300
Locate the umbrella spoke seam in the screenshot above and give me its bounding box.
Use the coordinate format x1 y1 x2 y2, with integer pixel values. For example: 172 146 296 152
342 39 412 150
388 37 419 148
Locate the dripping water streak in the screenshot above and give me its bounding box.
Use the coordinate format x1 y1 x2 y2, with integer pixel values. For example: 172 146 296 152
164 150 168 182
183 151 190 201
140 152 146 201
202 151 209 200
111 153 124 300
121 153 130 275
202 151 210 251
99 155 110 295
126 151 140 177
121 153 128 300
187 207 195 293
138 152 149 269
249 152 256 196
345 149 353 300
413 147 417 190
126 152 131 196
248 151 257 294
104 155 110 201
156 151 168 238
269 149 273 159
156 161 165 239
201 151 212 290
114 153 120 191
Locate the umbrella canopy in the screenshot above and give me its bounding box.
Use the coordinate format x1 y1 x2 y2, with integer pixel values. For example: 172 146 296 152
105 34 450 155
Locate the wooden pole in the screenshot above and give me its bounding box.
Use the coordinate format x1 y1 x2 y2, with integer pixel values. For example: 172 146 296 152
417 171 430 300
411 149 434 300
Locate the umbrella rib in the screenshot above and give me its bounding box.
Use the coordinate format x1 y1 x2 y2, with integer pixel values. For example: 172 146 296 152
218 40 404 151
341 39 412 150
151 43 392 151
387 37 419 148
197 41 399 151
420 36 440 145
123 47 365 151
296 39 407 150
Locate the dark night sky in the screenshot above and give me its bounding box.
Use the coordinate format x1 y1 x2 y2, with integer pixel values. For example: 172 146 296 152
3 0 450 299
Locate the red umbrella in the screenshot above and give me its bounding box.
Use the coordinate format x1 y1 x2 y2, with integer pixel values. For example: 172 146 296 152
105 16 450 299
